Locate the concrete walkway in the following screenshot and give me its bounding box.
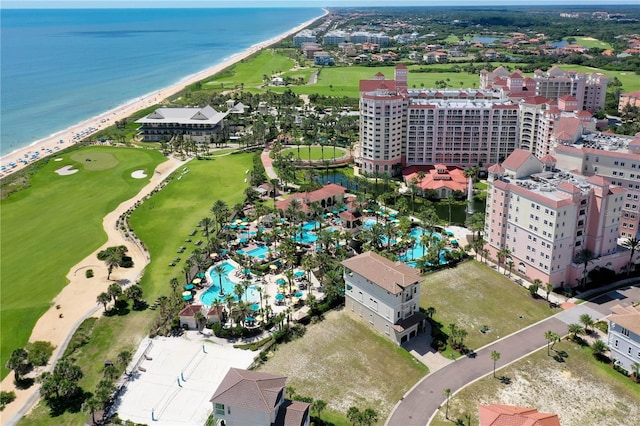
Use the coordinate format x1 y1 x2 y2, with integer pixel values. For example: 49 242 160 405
386 281 640 426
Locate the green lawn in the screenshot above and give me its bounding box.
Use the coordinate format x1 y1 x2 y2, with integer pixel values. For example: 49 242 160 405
568 36 613 50
18 153 253 425
203 49 297 89
430 340 640 426
256 310 428 423
420 261 556 351
281 146 347 161
129 153 252 299
0 146 165 379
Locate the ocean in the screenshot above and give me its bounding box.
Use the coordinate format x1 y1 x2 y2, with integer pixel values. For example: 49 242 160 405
0 8 323 156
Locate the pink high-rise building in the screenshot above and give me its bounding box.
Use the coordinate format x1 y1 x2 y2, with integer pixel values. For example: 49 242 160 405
554 133 640 239
485 149 627 288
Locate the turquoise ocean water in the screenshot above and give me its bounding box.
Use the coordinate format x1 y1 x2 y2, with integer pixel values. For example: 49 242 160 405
0 8 323 156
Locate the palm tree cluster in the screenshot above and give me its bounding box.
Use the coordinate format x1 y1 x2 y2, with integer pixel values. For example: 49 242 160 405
448 323 469 351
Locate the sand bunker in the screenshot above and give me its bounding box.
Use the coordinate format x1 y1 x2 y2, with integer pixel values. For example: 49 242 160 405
54 158 63 162
131 169 148 179
55 165 78 176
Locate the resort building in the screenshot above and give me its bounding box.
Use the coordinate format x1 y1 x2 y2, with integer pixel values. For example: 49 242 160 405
484 149 627 288
136 105 227 143
275 183 346 217
607 304 640 373
342 251 426 345
322 30 348 46
478 404 561 426
293 29 317 47
617 90 640 113
349 31 390 47
402 165 468 199
358 66 518 174
480 65 608 113
210 368 310 426
553 133 640 239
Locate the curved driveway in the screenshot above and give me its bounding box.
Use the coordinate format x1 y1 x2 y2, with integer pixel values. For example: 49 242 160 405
386 283 640 426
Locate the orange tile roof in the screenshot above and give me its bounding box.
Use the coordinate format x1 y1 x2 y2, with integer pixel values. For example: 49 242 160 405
179 304 203 317
478 404 561 426
502 149 535 170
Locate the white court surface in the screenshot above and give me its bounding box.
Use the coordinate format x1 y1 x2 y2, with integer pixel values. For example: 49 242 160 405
114 333 257 425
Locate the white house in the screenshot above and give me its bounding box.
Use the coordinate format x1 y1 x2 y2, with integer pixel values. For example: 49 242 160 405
210 368 310 426
607 304 640 373
341 251 426 345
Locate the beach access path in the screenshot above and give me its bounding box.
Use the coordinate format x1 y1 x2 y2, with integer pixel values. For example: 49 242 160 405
0 10 327 180
1 155 187 426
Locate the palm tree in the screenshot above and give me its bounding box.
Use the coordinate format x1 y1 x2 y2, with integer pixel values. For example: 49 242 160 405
82 396 103 426
544 330 560 355
104 250 123 280
574 248 596 289
631 362 640 383
194 311 205 332
241 279 252 302
490 350 501 378
107 283 122 303
497 248 511 273
579 313 595 334
213 264 226 296
200 217 214 246
507 260 514 277
568 323 584 341
124 284 143 308
117 350 133 371
545 283 554 302
443 388 451 420
97 292 111 311
169 277 179 294
591 339 608 359
621 237 640 275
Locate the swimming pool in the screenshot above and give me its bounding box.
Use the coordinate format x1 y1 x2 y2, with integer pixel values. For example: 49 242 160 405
302 221 320 231
363 218 377 229
247 245 269 259
201 262 259 306
294 231 318 243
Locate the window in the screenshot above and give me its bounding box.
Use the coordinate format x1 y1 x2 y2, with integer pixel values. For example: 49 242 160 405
216 404 225 415
621 327 630 337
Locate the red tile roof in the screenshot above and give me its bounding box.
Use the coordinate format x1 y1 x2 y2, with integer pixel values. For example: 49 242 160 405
553 117 581 140
403 166 468 193
360 78 398 93
275 184 346 213
210 368 286 413
179 304 203 317
502 149 535 171
488 163 505 174
586 175 611 186
478 404 561 426
540 154 556 163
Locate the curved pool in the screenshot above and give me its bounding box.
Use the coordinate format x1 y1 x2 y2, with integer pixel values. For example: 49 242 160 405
201 262 260 306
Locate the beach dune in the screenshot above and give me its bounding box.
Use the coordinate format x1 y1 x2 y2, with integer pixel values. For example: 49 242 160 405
0 10 327 179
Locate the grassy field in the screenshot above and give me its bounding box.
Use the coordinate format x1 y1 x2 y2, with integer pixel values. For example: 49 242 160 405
569 36 613 50
203 49 297 90
430 340 640 426
281 146 347 161
129 153 252 299
19 153 254 425
420 261 556 351
256 309 428 423
0 146 165 379
275 64 481 99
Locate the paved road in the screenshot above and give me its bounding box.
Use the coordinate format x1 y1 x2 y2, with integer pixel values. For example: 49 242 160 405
386 283 640 426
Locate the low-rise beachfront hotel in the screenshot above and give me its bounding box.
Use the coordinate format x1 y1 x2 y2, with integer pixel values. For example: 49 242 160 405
136 105 227 143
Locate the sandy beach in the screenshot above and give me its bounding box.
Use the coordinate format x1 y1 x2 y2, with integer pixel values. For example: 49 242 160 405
0 11 326 425
0 10 327 179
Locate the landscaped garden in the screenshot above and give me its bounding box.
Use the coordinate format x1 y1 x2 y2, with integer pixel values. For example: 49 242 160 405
0 145 165 379
280 146 347 161
430 339 640 426
420 260 557 354
256 309 429 424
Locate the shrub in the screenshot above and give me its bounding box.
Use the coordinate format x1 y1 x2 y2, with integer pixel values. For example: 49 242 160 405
26 341 55 366
0 391 16 411
85 269 94 278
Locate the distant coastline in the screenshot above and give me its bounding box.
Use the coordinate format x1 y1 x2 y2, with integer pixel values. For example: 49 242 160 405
0 8 327 177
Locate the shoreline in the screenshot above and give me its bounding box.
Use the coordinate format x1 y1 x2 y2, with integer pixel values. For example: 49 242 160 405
0 9 328 179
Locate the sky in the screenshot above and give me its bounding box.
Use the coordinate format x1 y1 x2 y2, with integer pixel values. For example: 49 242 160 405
3 0 640 8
